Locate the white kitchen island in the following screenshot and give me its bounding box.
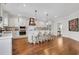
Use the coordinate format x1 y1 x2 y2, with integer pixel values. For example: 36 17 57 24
27 26 38 44
0 31 12 55
27 26 52 44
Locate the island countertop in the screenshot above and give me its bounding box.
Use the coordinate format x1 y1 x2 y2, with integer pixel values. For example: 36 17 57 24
0 36 12 39
0 31 12 40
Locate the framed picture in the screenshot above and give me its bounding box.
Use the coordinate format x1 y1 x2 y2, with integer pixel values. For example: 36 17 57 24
29 17 36 26
69 18 79 31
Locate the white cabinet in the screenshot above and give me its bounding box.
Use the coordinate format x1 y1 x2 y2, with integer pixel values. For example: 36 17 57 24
8 17 19 27
0 31 12 55
3 16 8 26
0 38 12 55
19 17 26 26
27 26 39 43
8 16 26 27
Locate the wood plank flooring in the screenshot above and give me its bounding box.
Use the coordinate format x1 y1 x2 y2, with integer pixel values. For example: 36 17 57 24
12 36 79 55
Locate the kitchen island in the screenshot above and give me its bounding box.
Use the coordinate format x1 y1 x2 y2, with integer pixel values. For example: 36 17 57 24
0 31 12 55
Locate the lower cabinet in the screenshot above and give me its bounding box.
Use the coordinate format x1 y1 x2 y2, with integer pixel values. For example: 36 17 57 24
0 38 12 55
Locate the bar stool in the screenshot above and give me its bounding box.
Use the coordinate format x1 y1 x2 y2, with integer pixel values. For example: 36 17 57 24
38 32 43 43
32 31 38 44
42 32 46 42
43 32 48 41
48 32 52 40
35 32 40 44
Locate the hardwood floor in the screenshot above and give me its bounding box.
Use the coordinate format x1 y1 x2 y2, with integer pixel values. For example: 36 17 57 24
12 36 79 55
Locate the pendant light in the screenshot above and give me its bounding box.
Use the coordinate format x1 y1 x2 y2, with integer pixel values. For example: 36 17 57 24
29 10 37 26
34 10 37 20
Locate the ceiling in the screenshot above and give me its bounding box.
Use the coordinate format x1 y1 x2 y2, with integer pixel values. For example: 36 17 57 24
2 3 79 21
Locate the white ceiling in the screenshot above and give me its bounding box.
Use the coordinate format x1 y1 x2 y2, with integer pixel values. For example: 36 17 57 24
2 3 79 21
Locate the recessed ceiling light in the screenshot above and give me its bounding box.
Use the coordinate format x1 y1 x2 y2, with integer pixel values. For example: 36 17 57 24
18 14 21 16
54 16 58 18
23 4 26 7
44 12 48 15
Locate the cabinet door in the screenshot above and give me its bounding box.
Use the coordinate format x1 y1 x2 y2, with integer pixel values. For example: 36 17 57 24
3 16 8 26
19 17 26 26
8 17 19 27
0 39 12 55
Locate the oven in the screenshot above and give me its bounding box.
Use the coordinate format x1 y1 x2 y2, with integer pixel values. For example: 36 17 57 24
19 26 26 35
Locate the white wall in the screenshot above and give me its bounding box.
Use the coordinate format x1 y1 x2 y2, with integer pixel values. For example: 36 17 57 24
54 11 79 41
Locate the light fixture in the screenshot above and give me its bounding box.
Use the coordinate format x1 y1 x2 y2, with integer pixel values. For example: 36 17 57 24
54 16 58 18
44 12 48 15
23 4 26 7
57 37 63 49
18 14 21 16
45 12 48 22
35 10 37 15
34 10 38 19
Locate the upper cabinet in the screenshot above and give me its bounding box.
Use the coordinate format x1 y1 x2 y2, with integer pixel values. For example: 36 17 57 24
19 17 26 26
8 16 27 27
3 15 8 26
8 16 19 27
